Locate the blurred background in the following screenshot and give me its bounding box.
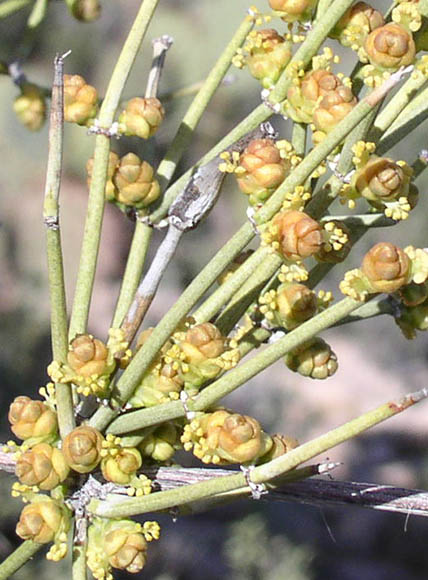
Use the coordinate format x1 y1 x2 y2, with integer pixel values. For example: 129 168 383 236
0 1 428 578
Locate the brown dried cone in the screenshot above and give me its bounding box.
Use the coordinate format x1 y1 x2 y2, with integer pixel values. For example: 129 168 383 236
13 84 46 131
244 29 292 88
101 447 142 485
182 409 273 464
351 156 413 204
86 151 119 201
139 423 179 462
64 74 98 125
236 139 290 205
15 443 69 490
69 0 101 21
118 97 165 139
113 153 161 208
67 334 114 378
361 242 411 293
268 0 318 22
258 433 299 463
62 426 104 473
272 210 323 261
329 2 384 48
285 337 338 379
8 396 58 442
364 22 416 70
312 85 357 138
286 70 345 124
16 498 69 543
105 528 148 573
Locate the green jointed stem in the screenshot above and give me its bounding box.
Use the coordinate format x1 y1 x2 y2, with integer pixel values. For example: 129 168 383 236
107 297 361 435
111 221 152 328
0 0 31 18
72 539 88 580
214 253 282 335
92 387 428 518
192 246 271 324
0 541 42 580
111 14 254 328
27 0 47 28
155 14 254 191
43 54 75 437
377 85 428 156
68 0 160 340
291 122 307 157
150 0 356 222
369 62 427 141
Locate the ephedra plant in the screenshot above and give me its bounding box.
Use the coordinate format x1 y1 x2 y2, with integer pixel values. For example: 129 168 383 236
0 0 428 578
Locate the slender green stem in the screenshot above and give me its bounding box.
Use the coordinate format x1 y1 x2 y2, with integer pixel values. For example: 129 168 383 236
111 221 152 328
150 0 356 222
215 253 282 335
334 298 392 326
107 297 362 434
155 14 254 192
0 541 42 580
192 246 271 325
72 539 88 580
91 386 428 518
291 122 307 157
377 85 428 156
68 0 160 339
0 0 31 18
319 213 394 228
160 77 233 102
43 54 75 437
369 61 427 141
27 0 47 28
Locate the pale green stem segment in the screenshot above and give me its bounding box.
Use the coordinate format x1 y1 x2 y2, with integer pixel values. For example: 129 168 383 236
0 541 42 580
149 0 356 222
155 14 254 191
107 297 361 435
369 62 427 141
111 14 254 328
27 0 47 28
111 221 152 328
319 213 394 228
68 0 160 340
214 253 282 335
72 539 88 580
91 387 428 518
90 72 398 433
377 85 428 156
192 247 271 324
0 0 31 18
291 122 307 157
43 54 75 438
